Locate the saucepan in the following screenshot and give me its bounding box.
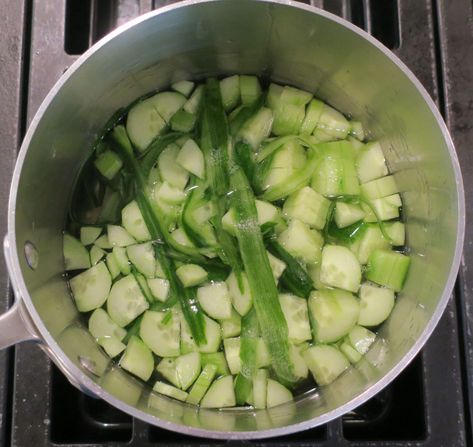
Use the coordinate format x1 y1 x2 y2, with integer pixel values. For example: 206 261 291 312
0 0 464 439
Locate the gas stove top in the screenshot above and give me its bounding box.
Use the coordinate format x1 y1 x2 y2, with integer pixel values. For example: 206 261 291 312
0 1 472 446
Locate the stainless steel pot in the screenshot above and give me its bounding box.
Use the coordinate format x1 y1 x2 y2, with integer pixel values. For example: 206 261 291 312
0 0 464 439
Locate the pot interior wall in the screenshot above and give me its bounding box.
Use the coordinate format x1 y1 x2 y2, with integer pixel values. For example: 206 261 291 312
12 0 460 435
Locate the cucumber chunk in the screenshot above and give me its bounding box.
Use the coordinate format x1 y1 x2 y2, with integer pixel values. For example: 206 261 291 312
348 325 376 354
126 242 155 278
308 289 360 343
220 75 240 111
64 234 90 270
278 219 324 264
121 200 151 242
320 245 361 292
360 175 398 199
223 337 270 374
356 141 388 183
239 107 273 150
158 144 189 190
94 150 123 180
106 252 120 280
200 375 236 408
176 352 201 390
385 221 405 246
272 103 305 136
252 369 268 409
354 225 390 264
154 381 188 402
107 274 149 327
362 194 401 222
267 83 283 109
339 341 362 364
358 282 395 326
89 308 126 341
176 264 208 287
152 91 186 122
119 336 154 381
314 104 350 140
366 249 410 292
226 271 252 316
280 85 312 106
283 186 331 230
176 139 205 179
186 363 218 405
278 294 312 344
95 234 112 249
334 202 365 228
172 80 194 97
112 246 131 275
303 345 349 386
70 262 111 312
155 181 187 205
80 226 102 246
200 352 230 375
197 282 232 320
300 99 324 135
350 120 365 141
147 278 170 302
267 251 286 281
266 379 293 408
183 85 203 114
108 225 136 247
221 309 242 338
140 310 180 357
156 358 181 388
198 316 222 354
240 75 261 106
289 343 309 380
98 336 126 358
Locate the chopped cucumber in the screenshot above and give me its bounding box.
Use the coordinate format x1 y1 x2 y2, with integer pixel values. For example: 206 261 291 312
289 343 309 380
239 107 273 150
94 150 123 180
267 251 286 281
89 308 126 341
95 234 112 249
152 91 186 122
155 181 187 204
200 352 229 375
176 352 201 390
198 315 222 354
358 282 395 326
283 186 331 230
154 381 188 402
112 246 131 275
140 310 180 357
98 336 126 358
360 175 398 199
170 227 195 247
308 289 360 343
171 109 196 132
186 363 218 405
121 200 151 242
126 242 155 278
107 274 149 327
221 309 242 338
240 75 261 106
70 262 111 312
64 234 90 270
106 252 120 280
362 194 402 222
226 271 252 316
350 120 365 141
339 341 362 364
314 104 350 140
334 202 365 228
320 245 361 292
267 83 283 109
108 224 136 247
80 226 102 246
385 221 405 246
348 325 376 354
119 336 154 381
252 369 268 409
158 144 189 190
278 294 312 343
303 345 349 386
179 312 198 354
266 379 293 408
200 375 236 408
366 249 410 292
156 357 181 388
223 337 270 374
176 139 205 179
300 98 324 134
355 225 390 264
183 84 203 114
176 264 208 287
172 80 194 97
356 141 388 183
147 278 170 302
197 282 232 320
272 103 305 136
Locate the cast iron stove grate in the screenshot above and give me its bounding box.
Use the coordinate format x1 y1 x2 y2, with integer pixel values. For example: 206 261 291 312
0 0 472 446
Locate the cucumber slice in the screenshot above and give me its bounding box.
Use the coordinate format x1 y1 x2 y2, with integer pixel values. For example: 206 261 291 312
171 109 196 132
314 104 350 140
95 234 112 249
64 234 90 270
283 186 331 230
186 363 218 405
267 83 283 109
154 381 188 402
94 150 123 180
360 175 398 199
135 273 154 303
307 263 330 290
70 262 111 312
220 75 240 111
272 103 305 136
300 99 324 135
221 309 242 338
200 375 236 408
340 341 362 364
334 202 365 228
356 141 388 184
362 194 401 222
350 120 365 141
252 369 268 409
112 246 131 275
155 181 187 205
198 315 222 354
107 274 149 327
280 85 312 106
106 252 120 280
278 294 312 343
320 245 361 292
147 278 170 302
90 245 106 265
108 225 136 247
88 308 126 341
98 336 126 358
303 345 349 386
366 249 410 292
176 139 205 179
226 271 252 316
119 336 154 381
183 84 203 114
355 225 390 264
197 282 232 320
240 75 261 106
348 325 376 354
172 80 194 97
200 352 229 375
126 97 167 151
385 221 405 246
121 200 151 242
126 242 155 278
256 338 271 368
223 337 241 374
158 144 189 190
151 91 186 122
266 379 293 408
308 289 360 343
239 107 273 150
170 227 195 248
140 310 180 357
176 352 201 390
289 343 309 380
278 219 324 264
347 136 365 154
80 226 102 246
176 264 208 287
156 357 181 388
267 251 286 281
179 312 198 354
358 282 395 326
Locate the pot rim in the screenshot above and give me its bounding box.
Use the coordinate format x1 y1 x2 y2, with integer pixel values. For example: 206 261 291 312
6 0 465 439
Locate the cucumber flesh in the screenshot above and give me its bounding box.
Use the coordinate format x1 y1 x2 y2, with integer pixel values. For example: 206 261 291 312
267 251 286 281
252 369 268 409
126 242 155 278
176 264 208 287
300 99 324 135
334 202 365 228
355 225 390 265
238 107 273 150
240 75 261 106
95 234 112 249
348 325 376 354
70 262 111 312
278 294 312 344
108 225 136 248
94 150 123 180
197 282 232 320
358 282 395 326
113 246 131 275
119 336 154 381
172 80 195 97
186 363 218 405
366 249 410 292
356 141 388 183
176 352 201 390
183 85 203 114
156 358 181 388
140 310 180 357
220 75 240 112
198 316 222 354
339 341 362 364
314 104 350 140
80 226 102 246
151 91 187 122
221 309 242 338
303 345 349 386
176 139 205 179
147 278 170 302
289 343 309 380
200 375 236 408
200 352 230 375
98 336 126 358
266 379 293 408
360 175 398 199
121 200 151 242
362 194 401 222
154 381 188 402
320 245 361 293
64 234 90 270
106 252 121 280
158 144 189 190
88 308 126 341
226 271 252 316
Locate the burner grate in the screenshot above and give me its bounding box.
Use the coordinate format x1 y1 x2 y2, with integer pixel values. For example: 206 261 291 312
0 0 472 446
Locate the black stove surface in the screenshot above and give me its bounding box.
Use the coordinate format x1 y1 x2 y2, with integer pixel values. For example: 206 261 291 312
0 1 472 446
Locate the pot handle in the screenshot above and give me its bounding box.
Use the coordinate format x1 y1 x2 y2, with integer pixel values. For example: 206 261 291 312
0 237 41 349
